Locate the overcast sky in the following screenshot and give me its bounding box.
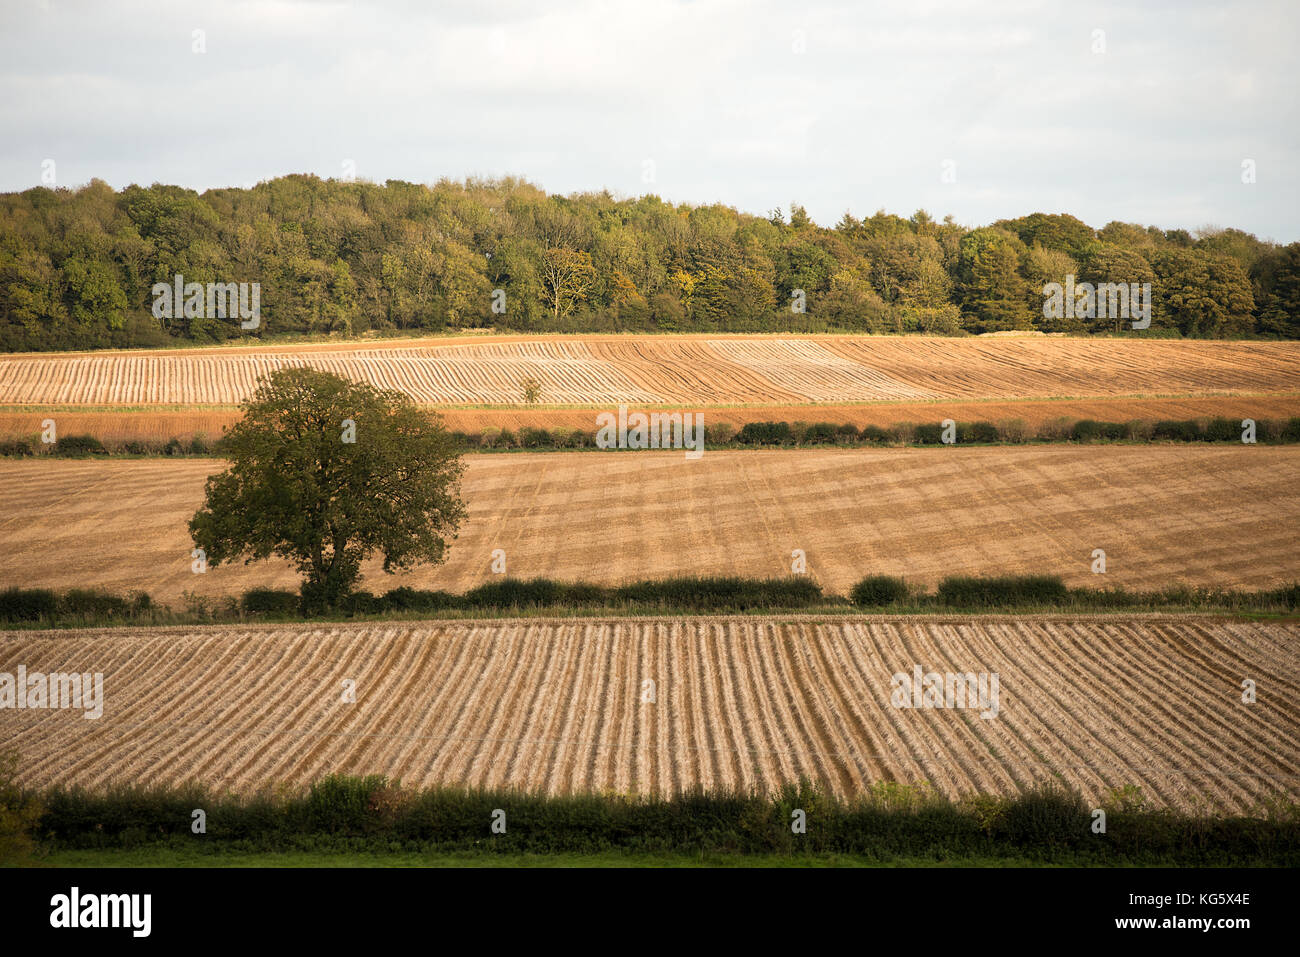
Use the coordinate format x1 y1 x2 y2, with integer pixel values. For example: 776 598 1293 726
2 0 1296 241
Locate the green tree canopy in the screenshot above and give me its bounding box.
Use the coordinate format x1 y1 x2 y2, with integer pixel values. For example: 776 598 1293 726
958 227 1032 332
1152 249 1255 337
189 368 466 611
0 176 1293 344
995 212 1097 260
1252 242 1300 337
1081 245 1157 333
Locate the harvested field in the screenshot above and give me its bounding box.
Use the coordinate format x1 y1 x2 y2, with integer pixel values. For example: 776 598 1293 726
823 337 1300 399
1 447 1296 602
1 335 1296 408
0 342 661 407
4 395 1299 446
706 338 943 401
2 617 1295 811
584 338 807 405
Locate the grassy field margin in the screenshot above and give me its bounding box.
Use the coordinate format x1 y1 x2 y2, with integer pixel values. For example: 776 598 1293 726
11 775 1298 868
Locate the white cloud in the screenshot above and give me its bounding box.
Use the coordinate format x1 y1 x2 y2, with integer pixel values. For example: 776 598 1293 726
0 0 1295 240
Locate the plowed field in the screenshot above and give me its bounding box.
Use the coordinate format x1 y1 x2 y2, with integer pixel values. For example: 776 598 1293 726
3 617 1295 811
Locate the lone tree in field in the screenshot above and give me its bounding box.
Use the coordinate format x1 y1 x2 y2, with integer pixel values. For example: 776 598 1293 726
189 368 466 612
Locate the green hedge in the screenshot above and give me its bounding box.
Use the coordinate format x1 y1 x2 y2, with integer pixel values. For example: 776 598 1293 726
1072 419 1127 441
1152 419 1203 441
0 588 59 621
4 416 1299 459
0 587 149 622
958 421 1000 443
6 577 1298 626
60 588 150 617
913 423 945 444
612 575 822 609
847 575 1300 612
452 576 824 611
802 422 840 444
380 586 456 613
30 775 1300 864
937 575 1071 606
240 588 300 615
235 577 828 620
53 435 107 457
736 421 795 445
850 575 910 607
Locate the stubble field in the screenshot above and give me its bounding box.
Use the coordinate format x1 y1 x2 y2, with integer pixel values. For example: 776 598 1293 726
1 335 1296 407
3 617 1295 812
0 446 1296 602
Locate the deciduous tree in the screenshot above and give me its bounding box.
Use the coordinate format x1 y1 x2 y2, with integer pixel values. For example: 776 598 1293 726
189 368 466 612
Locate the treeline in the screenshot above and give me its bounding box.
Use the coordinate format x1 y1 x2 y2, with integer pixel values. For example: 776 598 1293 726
1 175 1298 351
6 415 1298 459
0 577 827 624
2 575 1296 627
848 575 1299 612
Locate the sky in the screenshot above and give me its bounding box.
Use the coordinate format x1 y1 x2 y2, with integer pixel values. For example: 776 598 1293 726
1 0 1297 241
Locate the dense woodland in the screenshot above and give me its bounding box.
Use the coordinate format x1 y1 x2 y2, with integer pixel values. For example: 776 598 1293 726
1 174 1297 351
